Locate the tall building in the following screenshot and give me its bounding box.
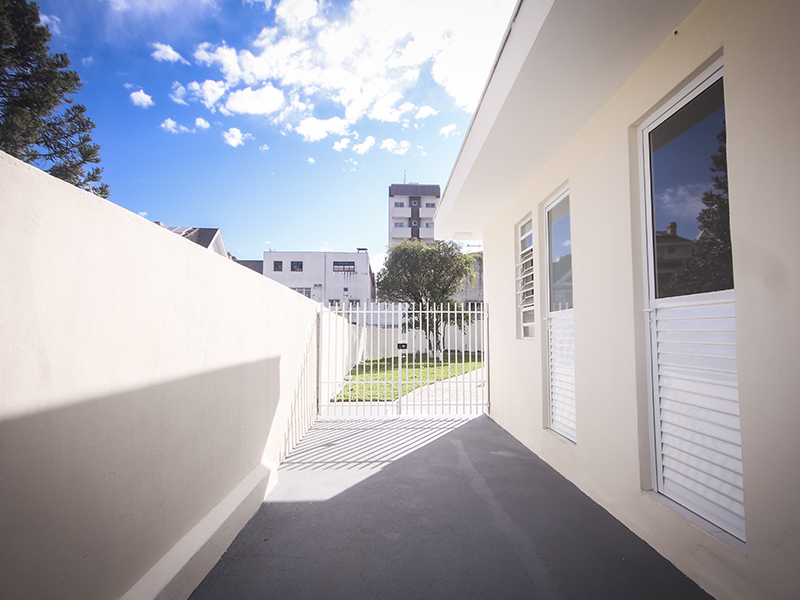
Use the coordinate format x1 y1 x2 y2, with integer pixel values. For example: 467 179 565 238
388 183 440 246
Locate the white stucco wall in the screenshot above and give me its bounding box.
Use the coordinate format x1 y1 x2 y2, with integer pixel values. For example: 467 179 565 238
0 153 321 600
471 1 800 599
262 251 373 306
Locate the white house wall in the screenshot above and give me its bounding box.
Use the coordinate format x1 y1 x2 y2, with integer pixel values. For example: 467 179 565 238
458 1 800 598
0 153 326 600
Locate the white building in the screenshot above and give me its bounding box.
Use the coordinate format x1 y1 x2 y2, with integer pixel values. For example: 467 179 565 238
437 0 800 598
388 183 439 246
261 249 374 307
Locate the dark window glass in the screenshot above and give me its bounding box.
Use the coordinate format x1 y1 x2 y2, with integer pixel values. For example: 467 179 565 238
649 78 732 298
333 261 355 272
291 261 303 272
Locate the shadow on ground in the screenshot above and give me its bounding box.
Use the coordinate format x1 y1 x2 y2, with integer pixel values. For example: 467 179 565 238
190 416 713 600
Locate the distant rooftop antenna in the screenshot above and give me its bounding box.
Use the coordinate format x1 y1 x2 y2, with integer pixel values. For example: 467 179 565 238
403 169 406 184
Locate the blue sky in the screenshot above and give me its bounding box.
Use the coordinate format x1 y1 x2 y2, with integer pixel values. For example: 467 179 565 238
35 0 515 266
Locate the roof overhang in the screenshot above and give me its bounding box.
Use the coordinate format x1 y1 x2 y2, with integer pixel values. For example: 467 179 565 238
436 0 702 240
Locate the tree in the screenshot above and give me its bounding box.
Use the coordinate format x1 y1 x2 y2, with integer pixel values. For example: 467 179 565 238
663 124 732 297
0 0 109 197
376 239 475 356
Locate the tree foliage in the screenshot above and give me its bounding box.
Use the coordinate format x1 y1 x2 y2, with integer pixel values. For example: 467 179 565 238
376 239 476 355
376 239 475 305
0 0 109 197
663 124 733 296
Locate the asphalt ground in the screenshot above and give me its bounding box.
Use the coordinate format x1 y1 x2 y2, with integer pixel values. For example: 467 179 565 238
190 416 714 600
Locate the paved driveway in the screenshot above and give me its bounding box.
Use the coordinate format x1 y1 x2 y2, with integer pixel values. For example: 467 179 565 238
190 416 714 600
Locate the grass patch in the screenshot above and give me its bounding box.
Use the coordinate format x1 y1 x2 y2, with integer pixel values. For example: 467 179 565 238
335 353 483 402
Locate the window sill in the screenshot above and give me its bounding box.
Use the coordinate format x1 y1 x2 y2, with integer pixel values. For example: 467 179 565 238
642 490 747 555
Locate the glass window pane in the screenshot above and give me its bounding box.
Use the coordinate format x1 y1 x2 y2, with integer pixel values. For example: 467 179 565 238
548 196 572 311
649 78 733 298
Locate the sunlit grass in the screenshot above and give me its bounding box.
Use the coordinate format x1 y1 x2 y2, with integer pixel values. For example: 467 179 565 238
335 353 483 402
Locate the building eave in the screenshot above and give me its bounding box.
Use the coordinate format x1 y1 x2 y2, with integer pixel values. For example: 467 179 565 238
436 0 702 240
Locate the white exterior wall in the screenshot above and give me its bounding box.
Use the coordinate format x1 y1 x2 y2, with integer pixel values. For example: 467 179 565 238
262 251 373 306
0 153 324 600
442 1 800 599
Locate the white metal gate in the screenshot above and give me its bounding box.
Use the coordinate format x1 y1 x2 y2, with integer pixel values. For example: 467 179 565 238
318 302 488 417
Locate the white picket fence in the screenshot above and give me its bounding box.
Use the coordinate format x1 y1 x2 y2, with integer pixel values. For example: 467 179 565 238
318 302 488 417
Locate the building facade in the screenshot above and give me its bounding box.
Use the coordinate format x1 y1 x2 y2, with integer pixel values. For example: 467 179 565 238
437 1 800 599
261 250 374 307
388 183 440 246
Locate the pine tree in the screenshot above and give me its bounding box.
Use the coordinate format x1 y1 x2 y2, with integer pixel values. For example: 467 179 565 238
0 0 109 197
663 124 733 296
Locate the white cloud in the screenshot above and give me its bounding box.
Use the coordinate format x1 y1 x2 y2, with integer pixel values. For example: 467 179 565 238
123 82 135 90
195 42 243 84
187 80 227 111
222 127 253 147
352 135 375 155
439 123 456 138
171 0 515 139
295 116 348 142
245 0 274 10
195 117 210 129
170 81 188 105
333 138 350 151
40 14 62 35
415 105 438 119
275 0 319 32
380 138 410 155
139 211 148 217
82 56 94 67
308 157 316 164
657 183 708 219
159 118 191 133
130 89 155 108
225 84 285 115
151 42 190 64
417 145 427 156
259 144 270 151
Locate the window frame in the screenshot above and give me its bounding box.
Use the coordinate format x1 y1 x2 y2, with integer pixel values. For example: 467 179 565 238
273 261 282 272
332 261 356 273
290 261 303 272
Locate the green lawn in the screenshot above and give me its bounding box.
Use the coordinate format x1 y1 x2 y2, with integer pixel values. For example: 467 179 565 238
335 353 483 402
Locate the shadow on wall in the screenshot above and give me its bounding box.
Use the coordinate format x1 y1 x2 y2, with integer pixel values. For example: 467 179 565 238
279 324 319 464
0 359 280 600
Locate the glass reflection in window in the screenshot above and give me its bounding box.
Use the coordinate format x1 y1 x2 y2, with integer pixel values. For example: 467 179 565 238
649 77 732 298
548 196 573 311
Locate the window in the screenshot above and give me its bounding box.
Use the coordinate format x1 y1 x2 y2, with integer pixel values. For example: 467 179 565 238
329 299 340 307
292 287 311 297
517 218 534 338
273 261 282 272
547 196 573 311
343 287 348 292
291 261 303 272
394 201 404 207
349 299 360 307
425 202 435 208
425 222 434 228
333 261 355 272
647 75 731 298
394 222 404 228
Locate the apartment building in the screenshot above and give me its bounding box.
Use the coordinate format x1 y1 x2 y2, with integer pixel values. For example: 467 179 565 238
261 249 374 307
388 183 440 246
